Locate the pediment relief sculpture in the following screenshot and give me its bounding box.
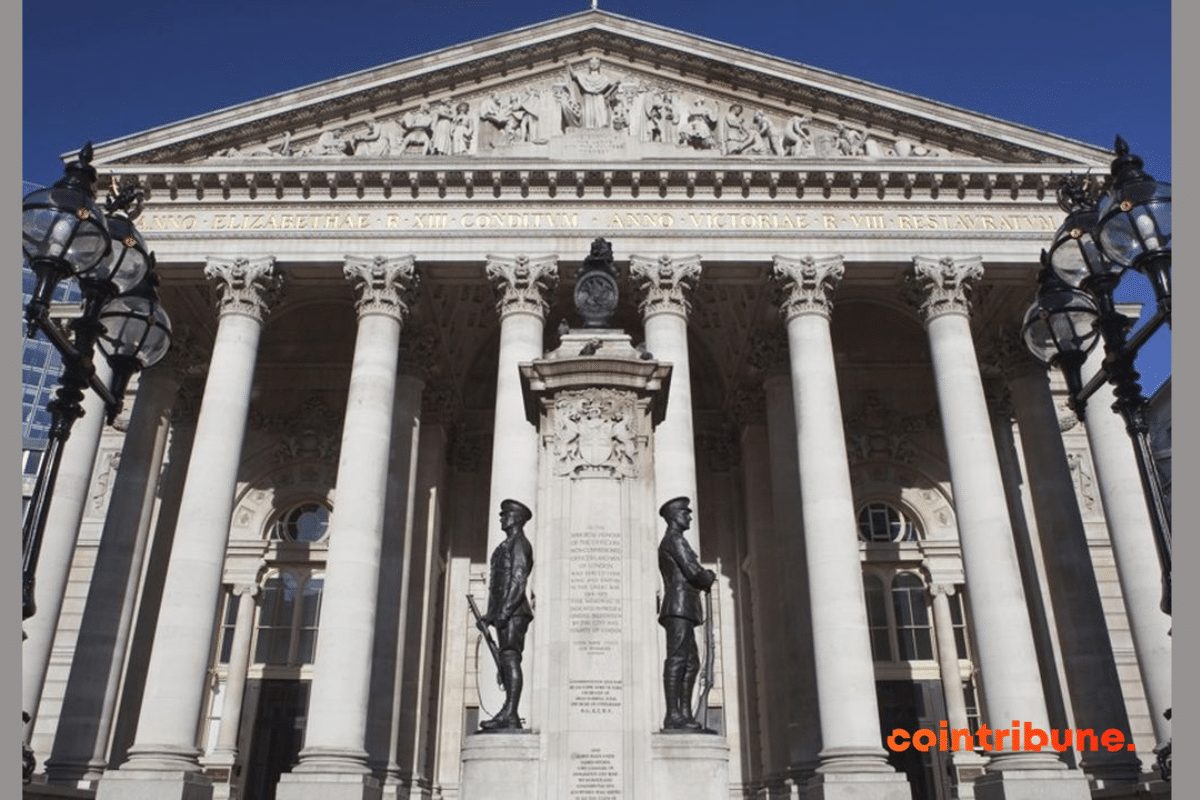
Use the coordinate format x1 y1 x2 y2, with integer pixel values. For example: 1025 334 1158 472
207 58 948 164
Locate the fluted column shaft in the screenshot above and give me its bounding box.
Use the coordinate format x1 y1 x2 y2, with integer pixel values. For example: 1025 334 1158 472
107 256 280 776
1079 350 1172 747
293 255 417 774
929 586 971 733
46 365 179 783
911 256 1061 772
773 255 894 775
211 584 260 759
1006 356 1140 780
631 254 702 551
383 373 425 785
24 358 112 741
484 254 557 554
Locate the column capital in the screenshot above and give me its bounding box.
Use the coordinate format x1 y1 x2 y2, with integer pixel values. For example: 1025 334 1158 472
909 255 983 321
928 582 958 598
629 254 702 319
205 256 282 321
231 583 261 600
486 254 559 320
344 254 419 322
771 254 844 321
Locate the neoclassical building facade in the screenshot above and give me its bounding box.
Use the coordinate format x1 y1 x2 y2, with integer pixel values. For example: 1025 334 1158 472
24 10 1170 800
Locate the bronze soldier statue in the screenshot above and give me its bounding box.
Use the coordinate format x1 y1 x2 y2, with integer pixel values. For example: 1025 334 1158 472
477 498 535 731
656 496 716 731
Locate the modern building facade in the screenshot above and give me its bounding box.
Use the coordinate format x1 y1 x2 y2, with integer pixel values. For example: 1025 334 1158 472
23 11 1170 800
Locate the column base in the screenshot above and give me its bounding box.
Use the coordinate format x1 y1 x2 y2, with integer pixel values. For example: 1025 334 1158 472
459 731 541 800
804 770 911 800
973 768 1091 800
94 769 213 800
274 772 382 800
650 731 730 800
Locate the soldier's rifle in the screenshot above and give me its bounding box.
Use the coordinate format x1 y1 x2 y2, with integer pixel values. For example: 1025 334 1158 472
466 594 504 687
695 588 716 730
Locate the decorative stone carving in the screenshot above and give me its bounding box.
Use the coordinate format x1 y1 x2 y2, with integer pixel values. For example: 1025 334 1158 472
486 254 559 319
771 254 844 321
697 420 741 472
842 391 936 466
343 254 419 321
447 425 487 473
727 382 766 426
205 256 282 321
202 73 947 164
909 255 984 321
1067 449 1099 516
629 254 702 318
550 388 640 478
574 238 620 328
745 328 790 375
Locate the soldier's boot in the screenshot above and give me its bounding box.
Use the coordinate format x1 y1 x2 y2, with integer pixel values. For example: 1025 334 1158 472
481 651 523 731
677 660 703 730
662 662 693 730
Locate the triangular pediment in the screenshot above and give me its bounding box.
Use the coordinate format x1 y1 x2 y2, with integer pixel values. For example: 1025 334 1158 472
90 11 1109 173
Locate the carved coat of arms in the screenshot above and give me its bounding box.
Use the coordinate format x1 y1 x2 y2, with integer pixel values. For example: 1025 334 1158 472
551 389 639 478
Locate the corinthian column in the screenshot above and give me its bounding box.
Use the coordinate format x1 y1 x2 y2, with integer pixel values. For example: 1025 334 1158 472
23 358 111 746
483 254 557 554
97 256 280 800
1001 343 1140 782
772 255 908 799
1078 348 1172 749
45 363 180 785
910 256 1089 798
630 254 702 550
281 255 417 798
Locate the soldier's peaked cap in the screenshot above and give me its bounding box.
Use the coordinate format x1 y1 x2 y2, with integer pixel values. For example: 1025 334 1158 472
500 498 533 522
659 496 691 520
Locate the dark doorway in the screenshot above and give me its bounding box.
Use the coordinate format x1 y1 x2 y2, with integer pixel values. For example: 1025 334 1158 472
242 679 309 800
876 679 949 800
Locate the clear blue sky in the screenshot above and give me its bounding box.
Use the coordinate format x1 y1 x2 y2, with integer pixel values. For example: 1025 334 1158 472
22 0 1171 392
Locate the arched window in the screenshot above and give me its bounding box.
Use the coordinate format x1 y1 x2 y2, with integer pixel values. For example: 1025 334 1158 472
270 501 331 543
856 502 919 543
254 571 325 666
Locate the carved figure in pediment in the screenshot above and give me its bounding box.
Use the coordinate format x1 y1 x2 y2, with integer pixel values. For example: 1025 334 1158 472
430 101 455 155
639 89 676 144
681 98 718 150
781 114 813 156
400 104 436 154
751 111 782 156
479 93 512 150
450 102 476 154
551 84 583 131
567 57 622 129
835 123 866 156
722 104 756 155
314 127 352 156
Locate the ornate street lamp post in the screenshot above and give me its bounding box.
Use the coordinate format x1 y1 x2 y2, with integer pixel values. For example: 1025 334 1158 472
1021 136 1170 779
21 144 172 781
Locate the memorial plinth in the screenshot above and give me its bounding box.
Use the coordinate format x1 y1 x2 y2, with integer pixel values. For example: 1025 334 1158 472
460 329 726 799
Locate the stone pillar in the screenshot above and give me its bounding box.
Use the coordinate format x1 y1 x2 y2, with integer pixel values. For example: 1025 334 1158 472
772 255 909 800
45 364 179 785
278 255 417 800
1002 347 1141 783
483 254 558 555
1078 349 1172 749
97 256 280 800
928 584 985 792
759 363 820 783
910 255 1089 799
382 371 425 790
630 254 702 552
209 583 260 765
23 358 112 743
